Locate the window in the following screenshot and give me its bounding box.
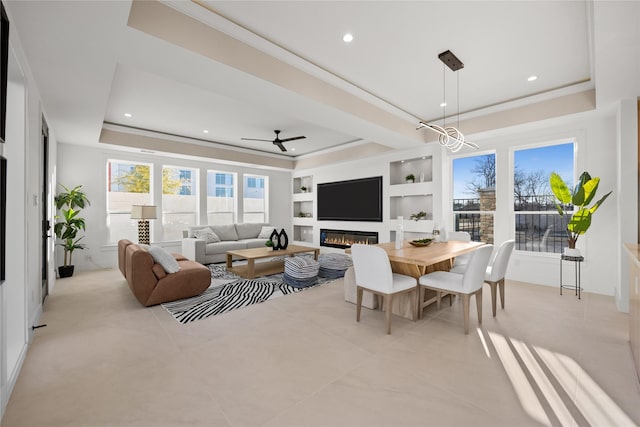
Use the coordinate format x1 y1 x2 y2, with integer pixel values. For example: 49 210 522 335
452 153 495 243
207 171 236 225
243 174 268 223
107 160 152 243
514 142 574 253
162 166 198 240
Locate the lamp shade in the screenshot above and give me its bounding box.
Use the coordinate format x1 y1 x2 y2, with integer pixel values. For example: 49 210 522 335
130 205 157 220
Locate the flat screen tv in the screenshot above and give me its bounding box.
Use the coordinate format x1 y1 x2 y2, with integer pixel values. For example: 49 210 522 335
317 176 383 222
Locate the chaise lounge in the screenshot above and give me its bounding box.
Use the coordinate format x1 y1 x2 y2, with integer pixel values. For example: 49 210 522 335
117 239 211 307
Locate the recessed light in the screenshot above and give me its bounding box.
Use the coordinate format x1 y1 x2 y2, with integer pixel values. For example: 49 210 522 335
291 148 296 152
203 130 209 134
440 102 447 107
400 160 405 163
342 33 353 43
124 113 132 118
527 75 538 82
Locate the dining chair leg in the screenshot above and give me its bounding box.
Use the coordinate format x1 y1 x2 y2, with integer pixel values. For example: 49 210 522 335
499 278 505 309
356 287 363 322
462 293 470 335
413 288 418 321
385 294 393 334
418 286 425 319
475 288 483 325
487 281 498 317
436 291 442 309
449 293 453 306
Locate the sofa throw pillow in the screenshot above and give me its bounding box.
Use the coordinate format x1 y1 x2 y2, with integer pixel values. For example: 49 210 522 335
258 225 276 239
212 224 238 241
146 245 180 274
193 227 221 244
235 223 263 240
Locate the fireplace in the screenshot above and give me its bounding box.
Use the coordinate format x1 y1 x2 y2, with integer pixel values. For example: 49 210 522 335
320 229 378 249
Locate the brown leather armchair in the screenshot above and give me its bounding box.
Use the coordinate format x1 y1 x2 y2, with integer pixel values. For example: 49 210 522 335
117 239 210 307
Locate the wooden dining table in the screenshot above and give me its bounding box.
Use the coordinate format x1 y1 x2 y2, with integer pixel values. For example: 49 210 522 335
359 240 485 319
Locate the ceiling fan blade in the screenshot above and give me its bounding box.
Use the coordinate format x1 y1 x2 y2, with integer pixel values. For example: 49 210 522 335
274 142 287 152
279 136 306 143
241 138 273 142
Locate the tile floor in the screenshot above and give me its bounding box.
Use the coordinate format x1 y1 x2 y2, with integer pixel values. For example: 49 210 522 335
2 268 639 427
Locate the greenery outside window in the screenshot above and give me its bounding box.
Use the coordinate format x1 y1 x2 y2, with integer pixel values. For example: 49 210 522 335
162 166 198 240
106 160 152 243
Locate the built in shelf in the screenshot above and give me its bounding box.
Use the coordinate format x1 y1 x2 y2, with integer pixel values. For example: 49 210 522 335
293 176 313 194
390 194 433 221
293 200 313 219
293 225 314 243
390 156 433 186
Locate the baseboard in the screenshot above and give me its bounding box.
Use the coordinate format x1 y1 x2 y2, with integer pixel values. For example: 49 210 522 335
1 338 30 422
1 304 41 421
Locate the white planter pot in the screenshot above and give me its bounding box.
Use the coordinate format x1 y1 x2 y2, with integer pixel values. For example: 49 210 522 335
563 247 581 257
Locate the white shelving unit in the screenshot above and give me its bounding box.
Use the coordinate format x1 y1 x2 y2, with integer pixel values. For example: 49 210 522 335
292 175 314 244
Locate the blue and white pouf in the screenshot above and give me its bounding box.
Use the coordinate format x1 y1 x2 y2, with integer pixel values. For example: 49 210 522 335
284 256 320 288
318 253 353 279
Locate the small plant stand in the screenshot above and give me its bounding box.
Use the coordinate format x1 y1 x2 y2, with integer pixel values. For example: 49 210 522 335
560 254 584 299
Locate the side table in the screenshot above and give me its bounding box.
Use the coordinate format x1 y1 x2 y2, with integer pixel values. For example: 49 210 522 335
560 254 584 299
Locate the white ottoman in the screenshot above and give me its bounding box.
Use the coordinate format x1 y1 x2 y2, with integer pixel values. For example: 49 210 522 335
284 256 320 288
343 266 377 309
318 253 353 279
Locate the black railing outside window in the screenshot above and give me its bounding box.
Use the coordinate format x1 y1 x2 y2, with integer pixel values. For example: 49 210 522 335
454 213 481 241
453 194 572 254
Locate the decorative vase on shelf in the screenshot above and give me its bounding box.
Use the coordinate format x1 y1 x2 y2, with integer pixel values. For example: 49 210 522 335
419 172 425 183
395 216 404 250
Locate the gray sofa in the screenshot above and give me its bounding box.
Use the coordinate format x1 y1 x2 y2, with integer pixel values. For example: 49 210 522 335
181 223 273 264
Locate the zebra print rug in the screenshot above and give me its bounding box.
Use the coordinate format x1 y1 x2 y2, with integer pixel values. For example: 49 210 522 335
162 265 334 324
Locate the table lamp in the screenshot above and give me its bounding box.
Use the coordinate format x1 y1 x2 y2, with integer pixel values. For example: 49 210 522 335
130 205 157 245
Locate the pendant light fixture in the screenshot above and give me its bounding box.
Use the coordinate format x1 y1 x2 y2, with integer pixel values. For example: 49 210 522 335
417 50 478 152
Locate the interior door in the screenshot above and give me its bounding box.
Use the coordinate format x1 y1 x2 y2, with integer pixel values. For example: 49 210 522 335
41 116 49 302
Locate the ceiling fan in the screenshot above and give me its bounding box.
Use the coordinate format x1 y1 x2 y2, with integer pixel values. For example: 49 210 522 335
241 129 306 152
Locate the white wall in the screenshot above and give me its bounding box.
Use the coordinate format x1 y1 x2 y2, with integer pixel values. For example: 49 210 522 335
446 111 619 297
297 108 624 299
0 22 52 420
55 143 293 271
294 142 442 249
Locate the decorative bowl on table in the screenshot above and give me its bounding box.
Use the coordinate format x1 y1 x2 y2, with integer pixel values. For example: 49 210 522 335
409 238 434 247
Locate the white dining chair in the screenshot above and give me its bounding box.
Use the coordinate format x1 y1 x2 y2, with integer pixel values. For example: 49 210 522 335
418 245 493 334
447 231 472 274
485 240 515 317
351 244 418 334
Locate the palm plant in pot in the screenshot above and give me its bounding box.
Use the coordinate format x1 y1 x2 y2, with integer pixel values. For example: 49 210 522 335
54 184 90 278
549 171 611 257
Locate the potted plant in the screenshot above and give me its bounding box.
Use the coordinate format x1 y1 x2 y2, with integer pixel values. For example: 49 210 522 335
410 211 427 221
405 174 415 184
265 240 275 250
300 186 307 193
54 184 90 278
549 171 611 257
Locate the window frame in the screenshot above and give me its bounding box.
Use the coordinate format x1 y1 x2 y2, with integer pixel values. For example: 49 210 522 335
510 139 576 255
106 159 154 244
161 164 200 241
450 150 497 244
242 173 269 224
206 170 237 225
